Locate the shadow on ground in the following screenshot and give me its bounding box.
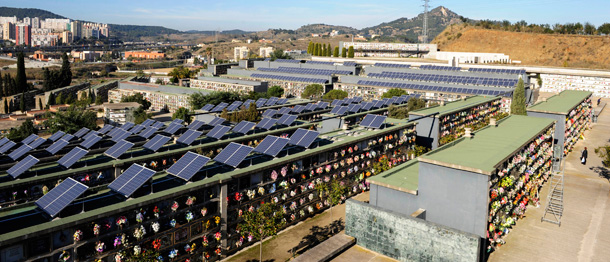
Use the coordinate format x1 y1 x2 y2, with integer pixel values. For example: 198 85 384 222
590 166 610 182
287 218 345 258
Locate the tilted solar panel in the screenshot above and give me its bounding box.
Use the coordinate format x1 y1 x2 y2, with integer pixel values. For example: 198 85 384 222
80 135 102 149
36 178 88 217
48 131 66 142
176 129 203 145
256 118 277 130
167 152 211 181
46 139 69 155
29 137 47 149
164 123 182 135
213 142 254 167
120 122 135 131
208 117 226 126
104 140 135 159
9 144 33 161
7 155 39 178
58 147 88 168
0 141 17 154
207 125 231 139
253 135 289 157
143 135 171 152
108 164 155 198
187 120 205 130
232 121 256 134
22 134 39 145
278 114 297 126
201 104 215 111
139 126 159 139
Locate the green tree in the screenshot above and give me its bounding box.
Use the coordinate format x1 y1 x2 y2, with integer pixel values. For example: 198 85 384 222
270 49 292 60
316 180 346 230
595 145 610 167
19 92 26 112
3 99 8 114
188 91 242 109
598 23 610 35
407 97 426 111
55 92 63 105
48 92 55 106
307 41 314 54
322 44 326 57
95 95 104 105
132 106 152 124
341 47 347 58
315 43 321 56
323 89 348 100
347 46 355 58
59 53 72 88
327 44 332 56
16 52 27 93
239 203 285 262
7 119 37 141
388 105 408 119
301 84 324 99
333 46 339 57
267 86 284 97
510 78 527 115
172 107 192 124
121 93 151 110
44 106 97 134
381 88 407 99
168 66 197 83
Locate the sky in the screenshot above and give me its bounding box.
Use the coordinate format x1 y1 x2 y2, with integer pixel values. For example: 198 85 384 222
1 0 609 31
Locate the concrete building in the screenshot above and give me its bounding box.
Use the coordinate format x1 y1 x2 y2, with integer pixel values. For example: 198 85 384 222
70 20 82 39
23 17 31 26
0 16 17 25
31 17 40 29
15 24 31 46
109 81 201 112
3 22 14 40
234 46 249 61
124 51 166 59
61 31 73 44
41 18 70 31
190 77 268 94
259 46 273 58
339 41 438 58
99 102 140 125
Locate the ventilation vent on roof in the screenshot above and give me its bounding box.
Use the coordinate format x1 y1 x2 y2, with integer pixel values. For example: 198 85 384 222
464 127 474 138
489 118 497 127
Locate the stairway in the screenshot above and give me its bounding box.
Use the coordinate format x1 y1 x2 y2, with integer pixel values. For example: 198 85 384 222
542 145 564 226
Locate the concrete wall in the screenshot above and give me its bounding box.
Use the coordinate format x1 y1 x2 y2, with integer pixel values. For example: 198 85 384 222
346 199 481 262
527 111 565 146
409 115 438 149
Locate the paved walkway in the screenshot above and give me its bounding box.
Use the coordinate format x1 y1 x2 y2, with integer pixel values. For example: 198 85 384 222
490 98 610 262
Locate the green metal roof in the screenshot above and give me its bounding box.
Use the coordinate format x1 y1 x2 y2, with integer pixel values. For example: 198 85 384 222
409 96 500 117
367 160 419 194
418 115 555 175
527 90 592 115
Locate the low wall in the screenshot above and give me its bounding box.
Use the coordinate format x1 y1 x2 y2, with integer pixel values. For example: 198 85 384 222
345 199 480 262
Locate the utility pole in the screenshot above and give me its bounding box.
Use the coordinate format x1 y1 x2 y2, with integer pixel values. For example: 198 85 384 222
422 0 430 44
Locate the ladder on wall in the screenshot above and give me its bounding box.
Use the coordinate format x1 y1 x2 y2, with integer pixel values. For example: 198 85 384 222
542 144 564 226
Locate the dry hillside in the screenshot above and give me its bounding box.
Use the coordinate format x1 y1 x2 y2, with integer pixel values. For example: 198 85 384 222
433 24 610 69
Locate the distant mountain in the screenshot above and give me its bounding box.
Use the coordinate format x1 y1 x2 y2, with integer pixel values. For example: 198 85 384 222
0 7 66 19
109 24 180 39
295 24 359 35
360 6 466 42
184 29 253 35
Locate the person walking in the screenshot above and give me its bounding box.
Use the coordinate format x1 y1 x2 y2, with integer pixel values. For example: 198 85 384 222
581 147 588 165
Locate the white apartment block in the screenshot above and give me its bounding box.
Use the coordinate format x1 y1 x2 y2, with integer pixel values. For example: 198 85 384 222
259 47 273 58
0 16 17 24
41 18 70 31
234 46 249 61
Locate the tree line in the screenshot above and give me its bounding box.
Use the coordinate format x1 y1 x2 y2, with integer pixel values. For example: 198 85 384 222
471 19 610 35
307 42 355 58
42 53 72 91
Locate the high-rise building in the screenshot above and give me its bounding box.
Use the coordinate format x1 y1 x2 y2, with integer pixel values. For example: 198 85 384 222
0 16 17 25
23 17 31 26
62 31 73 44
234 46 249 61
41 18 70 31
70 20 82 39
3 22 15 40
15 24 31 46
31 17 40 28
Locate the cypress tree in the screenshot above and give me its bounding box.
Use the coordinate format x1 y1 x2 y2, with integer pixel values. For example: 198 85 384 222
341 47 347 58
16 52 27 93
327 44 332 56
3 99 8 114
510 78 527 115
312 43 317 56
348 46 355 58
19 92 25 112
334 46 339 57
321 44 326 57
0 73 4 98
307 42 313 54
59 53 72 88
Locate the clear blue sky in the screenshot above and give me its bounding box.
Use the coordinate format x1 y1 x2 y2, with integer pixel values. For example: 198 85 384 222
1 0 609 31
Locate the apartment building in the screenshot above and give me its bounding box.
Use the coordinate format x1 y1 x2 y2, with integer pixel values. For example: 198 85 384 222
15 23 31 46
234 46 249 61
259 46 273 58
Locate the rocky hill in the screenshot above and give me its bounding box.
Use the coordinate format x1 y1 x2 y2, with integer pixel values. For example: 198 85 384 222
433 24 610 69
296 23 359 35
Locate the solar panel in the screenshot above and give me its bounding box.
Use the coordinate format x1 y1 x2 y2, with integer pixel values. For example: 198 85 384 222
108 164 156 198
232 121 256 134
22 134 39 145
188 120 205 130
35 178 88 217
7 155 39 178
352 96 363 103
292 105 305 113
58 147 88 168
167 152 211 181
256 100 266 108
0 141 17 154
129 124 146 134
152 122 165 129
171 119 184 125
141 119 155 127
243 99 255 108
48 131 66 142
368 115 387 129
208 117 225 126
331 99 342 106
317 102 329 109
164 123 182 135
211 102 229 113
104 140 135 159
305 103 317 111
29 137 47 149
8 144 33 160
207 125 231 139
253 135 289 157
262 109 278 118
83 131 101 140
265 97 278 106
256 118 277 130
348 104 362 113
360 114 376 127
227 101 243 111
278 107 292 115
46 139 69 154
213 142 254 167
80 135 102 149
330 106 348 115
278 114 297 126
111 128 131 142
177 129 203 145
361 102 374 111
139 126 159 139
98 125 114 135
277 98 288 105
74 128 90 138
120 122 135 131
201 104 215 111
143 135 171 152
288 128 319 148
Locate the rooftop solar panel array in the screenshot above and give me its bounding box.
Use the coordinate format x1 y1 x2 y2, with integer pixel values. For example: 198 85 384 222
111 128 131 142
331 99 342 106
139 126 159 139
83 131 100 140
0 141 16 154
80 135 102 149
243 99 255 108
277 98 288 105
262 109 278 118
143 135 171 152
374 62 410 68
317 102 329 109
265 97 279 106
108 164 155 198
274 59 301 63
305 103 318 112
278 107 292 115
232 121 256 134
120 122 135 131
211 102 229 113
7 155 39 178
46 139 69 155
292 105 305 114
226 101 243 111
277 114 297 126
307 61 335 65
164 123 182 135
288 128 319 148
356 80 509 96
98 125 114 135
420 65 462 71
29 137 47 149
360 114 387 129
254 135 289 157
22 134 39 145
141 119 155 127
171 119 184 125
58 147 88 168
104 140 134 159
167 152 211 181
177 129 202 145
207 125 231 139
330 106 348 115
152 122 165 129
213 142 254 167
61 134 75 142
257 67 352 76
251 73 328 84
129 124 146 134
208 117 225 126
468 68 526 75
187 120 205 130
201 104 215 111
343 61 357 66
368 71 519 88
48 131 66 142
256 118 277 130
8 144 32 160
348 104 362 113
36 178 88 217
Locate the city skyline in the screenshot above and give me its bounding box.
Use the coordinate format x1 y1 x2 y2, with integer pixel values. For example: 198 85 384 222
1 0 609 31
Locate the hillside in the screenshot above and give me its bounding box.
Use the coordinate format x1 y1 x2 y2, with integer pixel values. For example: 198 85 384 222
296 24 359 35
360 6 464 42
0 7 65 19
433 24 610 69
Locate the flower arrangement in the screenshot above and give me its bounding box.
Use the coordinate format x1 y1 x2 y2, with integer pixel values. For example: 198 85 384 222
333 163 339 170
354 145 359 151
271 170 278 180
316 202 322 210
238 209 243 217
171 201 179 212
247 190 256 199
114 235 122 247
290 214 296 221
201 207 208 217
115 253 124 262
116 216 127 227
186 211 194 222
170 219 177 228
152 239 162 250
282 193 288 201
153 206 160 218
151 221 160 233
324 176 330 182
93 224 100 236
186 196 196 206
308 193 314 200
134 225 146 240
291 178 296 184
203 235 209 246
184 244 192 253
189 243 196 254
340 160 345 167
95 241 105 253
247 234 254 242
168 249 178 259
214 232 221 241
214 216 221 225
307 206 314 213
348 147 353 153
316 167 323 174
215 247 222 255
341 150 346 157
258 187 265 195
290 202 297 210
234 192 242 201
325 165 331 173
132 245 141 256
59 250 70 262
300 198 305 205
237 236 244 247
272 196 279 203
299 210 305 217
248 206 255 212
204 252 210 259
73 230 83 242
269 183 276 194
281 166 288 177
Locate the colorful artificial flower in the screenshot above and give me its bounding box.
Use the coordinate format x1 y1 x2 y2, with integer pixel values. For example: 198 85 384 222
133 245 141 256
93 224 100 236
114 235 122 247
234 192 242 201
170 219 176 228
271 170 278 180
186 196 196 206
95 241 105 253
59 250 70 262
73 230 83 242
281 166 288 177
214 232 221 241
152 239 162 250
202 235 209 246
116 216 127 226
214 216 221 225
201 207 208 217
151 222 160 232
171 201 179 212
168 249 178 259
153 206 160 218
186 211 194 222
